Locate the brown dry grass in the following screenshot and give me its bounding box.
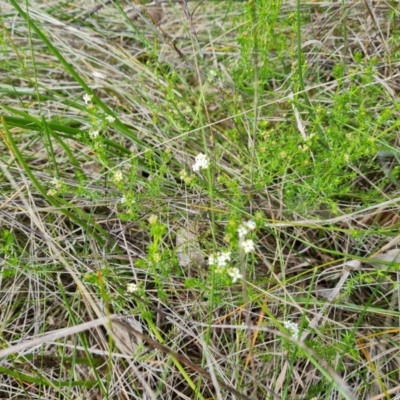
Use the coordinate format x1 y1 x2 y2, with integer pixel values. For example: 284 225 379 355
1 1 400 399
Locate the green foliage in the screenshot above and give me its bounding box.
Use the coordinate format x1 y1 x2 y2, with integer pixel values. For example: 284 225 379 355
1 0 400 398
0 229 17 260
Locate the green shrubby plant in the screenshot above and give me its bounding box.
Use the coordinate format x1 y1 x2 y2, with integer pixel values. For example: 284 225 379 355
1 0 399 398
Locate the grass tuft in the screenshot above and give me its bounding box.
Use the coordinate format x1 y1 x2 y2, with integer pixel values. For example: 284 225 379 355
1 0 400 399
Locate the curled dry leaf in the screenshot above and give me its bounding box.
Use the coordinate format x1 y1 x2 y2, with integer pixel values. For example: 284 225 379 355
82 161 103 180
367 249 400 268
176 221 206 276
315 250 400 300
110 317 143 353
315 286 337 300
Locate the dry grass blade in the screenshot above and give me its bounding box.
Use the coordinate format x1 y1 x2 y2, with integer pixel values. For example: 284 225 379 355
109 319 250 400
0 316 120 360
1 0 400 398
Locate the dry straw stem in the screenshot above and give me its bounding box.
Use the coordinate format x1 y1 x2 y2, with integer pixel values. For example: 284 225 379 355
0 311 249 400
1 0 400 399
0 316 120 360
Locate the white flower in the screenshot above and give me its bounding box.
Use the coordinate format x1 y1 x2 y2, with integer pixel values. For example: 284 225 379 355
89 130 99 139
283 320 299 338
83 93 92 105
238 220 256 238
298 143 309 151
216 251 231 267
237 225 249 238
227 267 243 283
50 177 63 190
120 195 135 205
180 170 188 180
148 214 158 225
47 188 57 196
243 220 256 231
192 153 210 172
183 106 191 115
208 254 217 266
127 283 139 293
208 251 231 268
113 170 123 183
240 239 255 254
105 115 115 123
179 170 193 185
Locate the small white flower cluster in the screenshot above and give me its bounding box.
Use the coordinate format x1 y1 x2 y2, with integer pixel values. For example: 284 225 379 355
208 251 231 272
237 220 256 238
47 189 57 196
227 267 242 283
120 194 135 205
283 320 299 338
47 177 64 196
179 169 193 185
83 93 92 105
208 251 243 283
192 153 210 172
241 239 255 253
207 219 257 284
83 94 115 140
126 283 139 293
50 177 63 190
113 170 123 183
237 220 256 254
89 129 99 139
127 283 139 293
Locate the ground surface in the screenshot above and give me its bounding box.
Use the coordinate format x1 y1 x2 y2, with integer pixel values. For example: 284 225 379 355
1 1 400 399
